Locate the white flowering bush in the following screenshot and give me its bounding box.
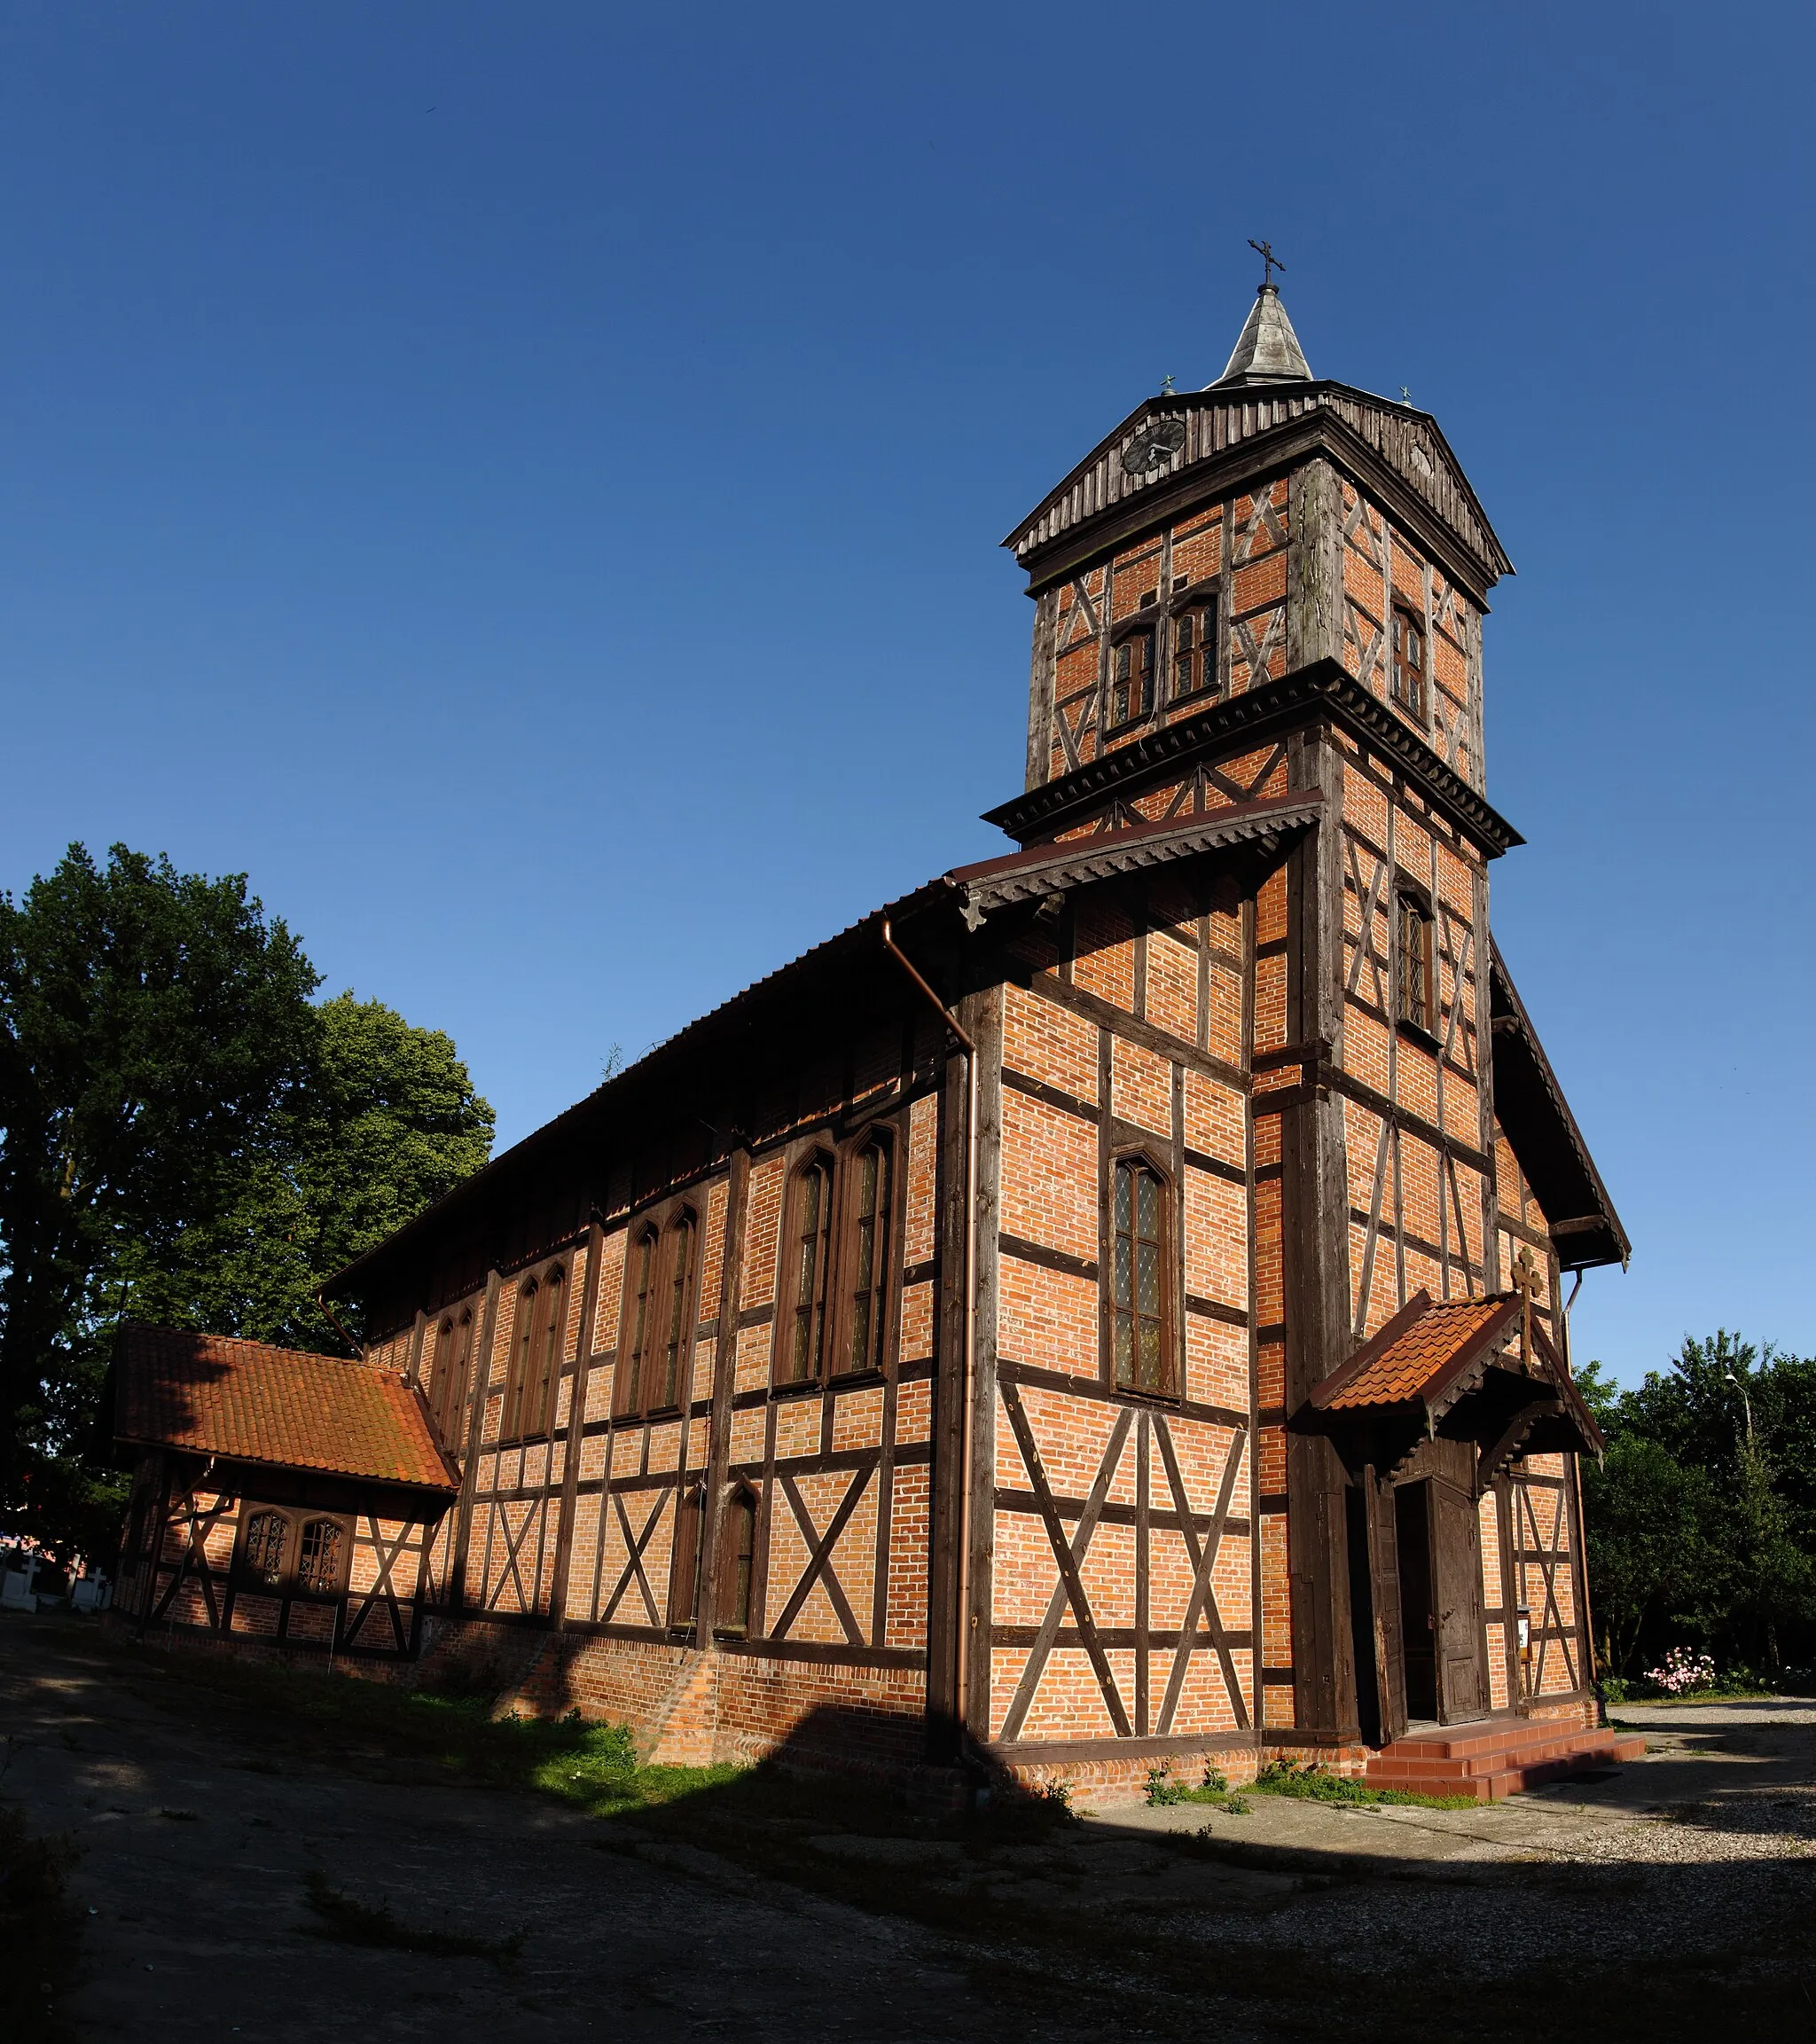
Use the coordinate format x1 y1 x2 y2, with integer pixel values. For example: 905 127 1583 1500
1643 1646 1717 1696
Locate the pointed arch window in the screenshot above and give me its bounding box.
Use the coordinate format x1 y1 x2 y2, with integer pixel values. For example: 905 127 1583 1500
240 1510 290 1590
1392 606 1428 722
844 1137 892 1376
657 1213 697 1410
669 1480 705 1630
296 1518 347 1595
1111 627 1156 727
1111 1155 1177 1398
428 1309 474 1447
619 1228 659 1415
716 1484 758 1637
781 1154 834 1385
1396 890 1435 1037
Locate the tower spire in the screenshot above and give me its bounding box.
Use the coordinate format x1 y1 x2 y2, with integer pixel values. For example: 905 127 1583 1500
1209 247 1312 388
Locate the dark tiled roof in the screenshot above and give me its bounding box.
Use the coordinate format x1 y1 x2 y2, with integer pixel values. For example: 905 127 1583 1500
114 1324 456 1492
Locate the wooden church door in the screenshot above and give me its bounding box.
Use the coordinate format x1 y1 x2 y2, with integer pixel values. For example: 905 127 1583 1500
1429 1476 1489 1724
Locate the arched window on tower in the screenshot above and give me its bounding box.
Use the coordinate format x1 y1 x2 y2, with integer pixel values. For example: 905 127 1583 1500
1110 1155 1177 1398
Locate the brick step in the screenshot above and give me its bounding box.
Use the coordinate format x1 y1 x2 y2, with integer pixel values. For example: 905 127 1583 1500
1365 1730 1646 1804
1370 1734 1638 1781
1382 1718 1609 1763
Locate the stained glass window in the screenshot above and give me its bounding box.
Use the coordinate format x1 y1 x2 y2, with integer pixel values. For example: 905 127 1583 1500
1112 1160 1173 1396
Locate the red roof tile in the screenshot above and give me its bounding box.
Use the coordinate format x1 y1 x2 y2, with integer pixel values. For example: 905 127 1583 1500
1314 1294 1521 1413
114 1325 456 1492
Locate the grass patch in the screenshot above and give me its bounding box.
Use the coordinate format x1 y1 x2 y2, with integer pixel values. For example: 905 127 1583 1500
1248 1760 1478 1812
303 1869 522 1969
1144 1763 1250 1814
123 1641 741 1816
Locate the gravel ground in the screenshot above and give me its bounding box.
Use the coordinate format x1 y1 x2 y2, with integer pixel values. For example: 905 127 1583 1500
8 1618 1816 2042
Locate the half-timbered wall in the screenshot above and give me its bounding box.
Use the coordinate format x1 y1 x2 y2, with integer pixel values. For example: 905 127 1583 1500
373 1014 951 1768
113 1452 440 1661
982 859 1261 1782
1039 482 1290 787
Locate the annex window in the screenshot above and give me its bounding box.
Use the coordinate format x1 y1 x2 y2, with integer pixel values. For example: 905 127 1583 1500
1392 606 1427 721
296 1518 346 1595
669 1481 704 1630
241 1510 290 1590
428 1310 473 1447
1396 892 1436 1036
1170 598 1219 702
844 1137 891 1375
717 1485 758 1637
781 1155 834 1385
618 1228 659 1414
1111 628 1155 727
1111 1157 1177 1398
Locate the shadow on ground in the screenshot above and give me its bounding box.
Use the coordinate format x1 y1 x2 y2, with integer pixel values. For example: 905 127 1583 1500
5 1614 1816 2043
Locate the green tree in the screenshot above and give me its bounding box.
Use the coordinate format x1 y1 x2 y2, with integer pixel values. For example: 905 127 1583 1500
0 845 321 1500
1582 1337 1816 1677
124 994 494 1349
0 844 494 1559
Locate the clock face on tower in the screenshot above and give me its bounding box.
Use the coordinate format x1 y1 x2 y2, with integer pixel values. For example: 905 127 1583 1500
1121 417 1186 476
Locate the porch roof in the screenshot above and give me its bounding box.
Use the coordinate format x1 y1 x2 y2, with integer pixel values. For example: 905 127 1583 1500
1310 1294 1522 1415
111 1324 458 1494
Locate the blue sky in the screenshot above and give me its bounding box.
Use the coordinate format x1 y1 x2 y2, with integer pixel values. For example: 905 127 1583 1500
1 3 1810 1385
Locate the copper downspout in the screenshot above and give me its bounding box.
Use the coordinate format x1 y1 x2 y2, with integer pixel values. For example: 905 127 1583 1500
881 918 978 1764
317 1288 363 1360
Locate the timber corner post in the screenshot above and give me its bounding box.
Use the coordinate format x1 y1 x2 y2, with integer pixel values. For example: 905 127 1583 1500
1281 452 1362 1746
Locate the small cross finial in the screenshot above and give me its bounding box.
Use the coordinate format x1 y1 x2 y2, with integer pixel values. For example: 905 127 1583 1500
1160 373 1175 394
1399 385 1413 405
1248 238 1284 289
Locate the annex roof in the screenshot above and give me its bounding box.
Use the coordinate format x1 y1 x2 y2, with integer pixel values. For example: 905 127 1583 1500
112 1324 457 1493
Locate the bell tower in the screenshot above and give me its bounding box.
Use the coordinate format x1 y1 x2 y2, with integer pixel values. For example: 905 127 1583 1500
990 270 1544 1742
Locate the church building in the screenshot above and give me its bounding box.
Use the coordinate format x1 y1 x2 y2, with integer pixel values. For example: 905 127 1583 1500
107 275 1640 1801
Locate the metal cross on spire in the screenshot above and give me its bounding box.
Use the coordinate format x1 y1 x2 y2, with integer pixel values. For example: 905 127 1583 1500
1247 238 1284 289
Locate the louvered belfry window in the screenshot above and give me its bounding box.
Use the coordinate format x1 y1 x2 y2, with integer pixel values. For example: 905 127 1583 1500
1112 629 1155 726
845 1139 891 1375
1172 600 1218 701
1112 1158 1174 1397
